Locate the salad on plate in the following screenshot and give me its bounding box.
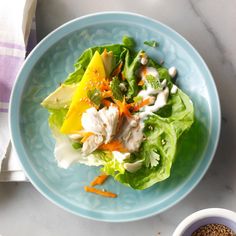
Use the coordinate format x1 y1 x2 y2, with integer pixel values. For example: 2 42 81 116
41 36 194 196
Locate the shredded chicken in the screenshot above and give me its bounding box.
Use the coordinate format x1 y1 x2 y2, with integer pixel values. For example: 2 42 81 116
82 135 104 156
117 116 144 152
81 106 119 155
81 107 106 135
98 105 119 143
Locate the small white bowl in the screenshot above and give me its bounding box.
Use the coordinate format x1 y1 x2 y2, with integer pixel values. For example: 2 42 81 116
173 208 236 236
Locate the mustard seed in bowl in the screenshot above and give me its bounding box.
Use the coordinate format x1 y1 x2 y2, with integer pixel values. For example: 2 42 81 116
191 223 236 236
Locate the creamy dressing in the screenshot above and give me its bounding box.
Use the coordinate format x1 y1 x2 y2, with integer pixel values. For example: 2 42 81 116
140 53 148 65
138 67 161 100
141 66 159 79
171 84 178 94
138 88 159 100
138 67 170 119
140 87 169 119
138 67 163 98
161 79 167 87
168 66 177 78
138 67 161 101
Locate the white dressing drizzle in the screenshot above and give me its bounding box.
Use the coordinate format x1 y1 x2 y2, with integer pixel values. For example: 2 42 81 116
171 84 178 94
139 87 169 119
137 67 170 120
168 66 177 78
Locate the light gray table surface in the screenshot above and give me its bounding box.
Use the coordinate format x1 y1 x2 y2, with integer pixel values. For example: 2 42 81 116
1 0 236 235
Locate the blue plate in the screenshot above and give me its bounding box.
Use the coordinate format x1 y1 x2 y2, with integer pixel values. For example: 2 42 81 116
10 12 221 222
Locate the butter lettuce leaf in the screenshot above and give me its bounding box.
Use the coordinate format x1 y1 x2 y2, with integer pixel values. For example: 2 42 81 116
156 88 194 138
112 115 178 189
101 86 194 189
48 108 68 129
101 158 126 176
122 50 143 99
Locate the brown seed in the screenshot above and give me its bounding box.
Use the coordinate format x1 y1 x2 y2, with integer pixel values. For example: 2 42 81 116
191 223 236 236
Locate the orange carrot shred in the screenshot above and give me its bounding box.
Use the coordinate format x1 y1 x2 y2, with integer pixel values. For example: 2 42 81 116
141 66 147 76
121 72 126 81
102 90 113 98
133 97 152 111
98 140 128 152
102 99 113 107
138 79 145 86
114 97 132 118
100 80 110 91
90 174 109 187
111 61 123 77
84 186 117 198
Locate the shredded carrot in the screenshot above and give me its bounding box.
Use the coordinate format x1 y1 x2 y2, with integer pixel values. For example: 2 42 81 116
84 186 117 198
121 72 126 81
111 61 123 77
138 79 145 86
80 132 94 143
100 80 110 91
102 90 113 98
133 97 153 111
114 97 132 118
98 140 128 152
90 174 109 187
141 66 147 76
102 99 113 107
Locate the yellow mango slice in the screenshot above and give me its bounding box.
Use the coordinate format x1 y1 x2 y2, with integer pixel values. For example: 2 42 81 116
60 51 106 134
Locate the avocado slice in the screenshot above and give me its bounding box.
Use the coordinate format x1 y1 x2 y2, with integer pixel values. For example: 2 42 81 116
41 84 78 109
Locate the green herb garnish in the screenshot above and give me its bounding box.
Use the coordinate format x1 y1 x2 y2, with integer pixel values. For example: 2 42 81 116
144 40 159 48
110 77 123 101
87 88 102 106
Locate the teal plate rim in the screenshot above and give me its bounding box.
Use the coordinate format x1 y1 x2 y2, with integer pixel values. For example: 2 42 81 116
9 12 221 222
